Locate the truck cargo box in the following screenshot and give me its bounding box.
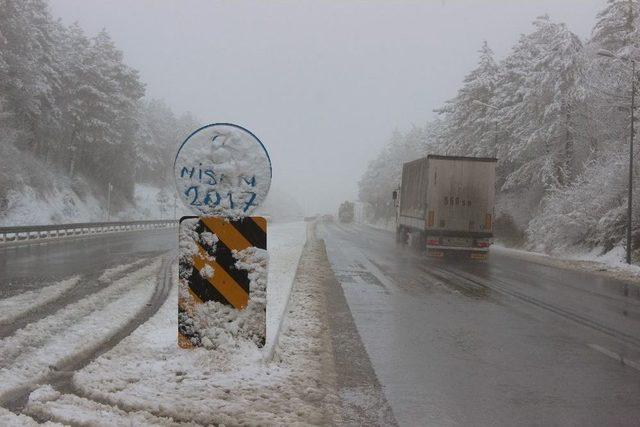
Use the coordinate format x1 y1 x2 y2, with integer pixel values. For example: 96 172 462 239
397 155 497 254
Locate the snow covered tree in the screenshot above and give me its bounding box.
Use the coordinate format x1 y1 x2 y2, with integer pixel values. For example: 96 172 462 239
494 16 582 193
435 41 499 157
0 0 64 156
358 126 432 221
592 0 639 54
0 0 197 220
358 3 640 259
532 0 640 255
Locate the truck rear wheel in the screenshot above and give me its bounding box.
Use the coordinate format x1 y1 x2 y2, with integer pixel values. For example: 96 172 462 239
396 226 408 245
409 230 426 252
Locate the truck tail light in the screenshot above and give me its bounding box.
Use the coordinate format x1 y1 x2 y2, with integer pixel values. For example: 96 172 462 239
485 214 492 230
427 239 439 245
477 241 490 248
428 210 435 227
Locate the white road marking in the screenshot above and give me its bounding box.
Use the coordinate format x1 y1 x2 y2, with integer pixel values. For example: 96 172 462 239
588 343 640 372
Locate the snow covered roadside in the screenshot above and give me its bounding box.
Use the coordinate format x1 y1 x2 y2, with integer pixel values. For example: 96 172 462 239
0 406 61 426
98 258 152 282
493 244 640 284
0 260 162 403
25 387 195 427
29 222 342 425
0 276 80 325
265 221 307 355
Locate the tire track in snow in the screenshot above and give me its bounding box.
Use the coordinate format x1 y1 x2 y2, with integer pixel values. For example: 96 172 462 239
25 268 206 426
0 257 154 338
0 255 173 411
0 260 161 368
0 276 81 327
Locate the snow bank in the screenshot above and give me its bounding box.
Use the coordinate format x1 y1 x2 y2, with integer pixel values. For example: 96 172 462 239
98 258 151 282
0 184 106 227
265 221 307 355
26 385 192 427
493 244 640 283
61 222 341 425
0 406 62 427
0 276 80 325
0 181 175 226
0 260 161 401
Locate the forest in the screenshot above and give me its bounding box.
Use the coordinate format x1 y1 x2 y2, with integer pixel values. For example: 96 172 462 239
0 0 197 222
359 0 640 256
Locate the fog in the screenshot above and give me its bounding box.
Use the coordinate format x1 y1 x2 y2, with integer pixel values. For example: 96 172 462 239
49 0 602 215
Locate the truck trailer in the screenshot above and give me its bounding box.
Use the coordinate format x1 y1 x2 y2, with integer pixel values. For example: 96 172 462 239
393 155 497 259
338 201 355 223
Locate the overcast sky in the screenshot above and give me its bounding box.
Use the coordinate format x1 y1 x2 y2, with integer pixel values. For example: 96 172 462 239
49 0 604 214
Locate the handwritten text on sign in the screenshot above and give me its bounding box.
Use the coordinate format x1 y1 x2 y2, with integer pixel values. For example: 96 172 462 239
174 124 272 217
179 164 257 212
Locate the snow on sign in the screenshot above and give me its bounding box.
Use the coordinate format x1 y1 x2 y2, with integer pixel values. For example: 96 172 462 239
175 123 271 350
174 123 272 217
178 216 267 349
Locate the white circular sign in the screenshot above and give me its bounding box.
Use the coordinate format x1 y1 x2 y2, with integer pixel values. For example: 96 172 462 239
174 123 272 217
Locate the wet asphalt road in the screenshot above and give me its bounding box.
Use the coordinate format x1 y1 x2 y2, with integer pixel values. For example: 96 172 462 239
319 222 640 426
0 229 177 298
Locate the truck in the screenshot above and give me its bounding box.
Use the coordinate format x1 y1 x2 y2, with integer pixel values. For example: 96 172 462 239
338 201 355 223
393 155 497 259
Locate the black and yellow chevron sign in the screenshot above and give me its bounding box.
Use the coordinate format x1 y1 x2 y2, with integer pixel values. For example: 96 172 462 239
178 216 267 349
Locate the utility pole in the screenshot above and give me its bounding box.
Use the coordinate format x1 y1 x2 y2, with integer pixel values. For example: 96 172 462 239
628 59 635 264
598 49 636 264
495 121 499 158
107 182 113 221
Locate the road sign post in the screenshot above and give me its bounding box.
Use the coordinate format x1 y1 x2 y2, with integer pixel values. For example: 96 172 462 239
174 123 271 350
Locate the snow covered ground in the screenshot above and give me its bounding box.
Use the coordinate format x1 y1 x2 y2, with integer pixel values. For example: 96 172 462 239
0 222 339 426
493 243 640 284
5 221 337 425
0 406 61 426
0 260 162 403
265 222 307 355
0 276 80 326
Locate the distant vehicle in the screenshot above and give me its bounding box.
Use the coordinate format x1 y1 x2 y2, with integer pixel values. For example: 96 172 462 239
394 155 497 259
322 214 335 222
338 201 355 223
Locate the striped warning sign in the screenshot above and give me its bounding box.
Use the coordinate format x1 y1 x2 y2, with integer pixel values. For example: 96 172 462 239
178 216 267 349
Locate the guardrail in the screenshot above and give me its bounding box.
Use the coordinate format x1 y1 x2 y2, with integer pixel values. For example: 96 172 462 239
0 219 177 244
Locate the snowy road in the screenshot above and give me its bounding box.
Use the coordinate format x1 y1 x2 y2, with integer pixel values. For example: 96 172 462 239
0 229 176 413
0 223 318 425
319 221 640 426
0 228 176 297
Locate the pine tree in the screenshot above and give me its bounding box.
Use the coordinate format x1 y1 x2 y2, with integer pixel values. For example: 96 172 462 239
435 41 499 157
0 0 63 156
493 16 582 194
592 0 639 54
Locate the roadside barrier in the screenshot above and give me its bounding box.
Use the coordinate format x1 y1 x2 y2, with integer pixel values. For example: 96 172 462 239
0 220 177 244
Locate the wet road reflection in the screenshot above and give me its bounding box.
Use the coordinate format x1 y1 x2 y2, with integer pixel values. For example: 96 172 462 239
0 228 176 297
320 221 640 426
